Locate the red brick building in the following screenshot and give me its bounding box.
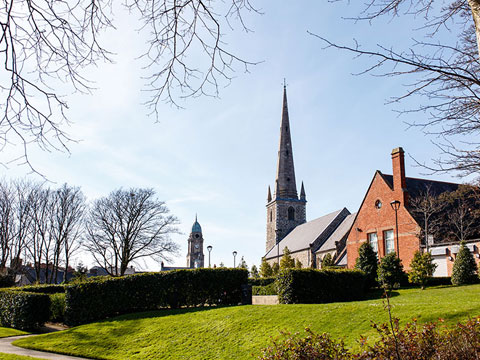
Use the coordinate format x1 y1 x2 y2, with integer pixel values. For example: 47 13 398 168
346 147 467 272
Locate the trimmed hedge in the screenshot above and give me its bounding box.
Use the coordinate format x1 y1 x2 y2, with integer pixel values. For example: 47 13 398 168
49 293 66 322
11 284 65 294
427 277 452 287
0 290 50 330
65 268 248 326
252 283 277 295
276 269 366 304
248 277 276 287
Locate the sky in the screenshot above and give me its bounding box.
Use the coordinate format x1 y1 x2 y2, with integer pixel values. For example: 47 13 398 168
1 1 475 270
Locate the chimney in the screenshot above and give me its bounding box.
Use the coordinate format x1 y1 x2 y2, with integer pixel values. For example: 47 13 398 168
391 147 408 205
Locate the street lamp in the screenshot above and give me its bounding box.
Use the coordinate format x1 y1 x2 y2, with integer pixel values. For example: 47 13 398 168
207 245 213 268
390 200 401 258
232 251 237 268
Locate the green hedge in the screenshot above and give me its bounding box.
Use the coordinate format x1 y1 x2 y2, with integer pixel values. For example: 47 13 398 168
427 277 452 287
252 283 277 295
276 269 366 304
12 284 66 294
248 277 276 287
49 293 66 322
65 268 248 326
0 290 50 330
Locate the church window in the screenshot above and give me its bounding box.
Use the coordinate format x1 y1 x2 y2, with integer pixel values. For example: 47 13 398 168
368 233 378 253
288 207 295 220
384 230 395 254
286 150 289 156
270 210 273 222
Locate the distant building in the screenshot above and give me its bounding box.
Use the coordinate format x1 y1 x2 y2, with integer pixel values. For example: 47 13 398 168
161 216 206 271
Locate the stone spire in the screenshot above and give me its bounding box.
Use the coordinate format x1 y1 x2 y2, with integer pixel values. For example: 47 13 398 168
300 181 306 200
267 185 272 203
274 86 298 199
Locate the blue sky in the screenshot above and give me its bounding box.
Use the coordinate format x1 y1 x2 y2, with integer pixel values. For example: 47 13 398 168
2 1 474 270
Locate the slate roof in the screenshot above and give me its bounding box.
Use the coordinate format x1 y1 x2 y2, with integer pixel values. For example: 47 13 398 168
381 174 459 199
317 213 356 253
264 208 351 259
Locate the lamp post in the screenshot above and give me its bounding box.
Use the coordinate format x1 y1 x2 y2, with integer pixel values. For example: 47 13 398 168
207 245 212 268
232 251 237 268
390 200 401 258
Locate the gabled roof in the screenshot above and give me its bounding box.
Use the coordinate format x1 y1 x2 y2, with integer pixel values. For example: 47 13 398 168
316 213 356 254
264 208 348 259
381 174 459 199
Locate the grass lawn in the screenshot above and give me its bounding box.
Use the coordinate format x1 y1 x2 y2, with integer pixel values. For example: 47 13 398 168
13 284 480 360
0 329 27 339
0 354 43 360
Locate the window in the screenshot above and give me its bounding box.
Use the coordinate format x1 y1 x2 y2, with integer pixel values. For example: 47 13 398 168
368 233 378 253
288 207 295 221
375 200 382 209
270 210 273 222
384 230 395 254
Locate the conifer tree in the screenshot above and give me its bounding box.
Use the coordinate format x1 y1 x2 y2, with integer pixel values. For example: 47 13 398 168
408 251 437 289
452 242 478 285
238 256 248 271
272 262 280 275
259 258 273 278
377 252 404 290
250 265 259 279
295 259 303 269
322 253 334 268
280 247 295 270
355 242 378 289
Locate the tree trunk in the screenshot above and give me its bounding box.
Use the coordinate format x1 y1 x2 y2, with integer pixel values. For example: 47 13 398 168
468 0 480 58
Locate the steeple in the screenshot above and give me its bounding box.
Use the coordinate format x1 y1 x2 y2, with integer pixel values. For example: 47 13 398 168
300 181 306 200
267 186 272 203
275 86 298 199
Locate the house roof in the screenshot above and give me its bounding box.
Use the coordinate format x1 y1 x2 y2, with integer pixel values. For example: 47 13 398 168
381 174 459 199
264 209 347 259
316 213 356 253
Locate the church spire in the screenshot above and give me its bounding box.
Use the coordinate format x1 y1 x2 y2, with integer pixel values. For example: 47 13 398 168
300 181 306 200
267 185 272 203
274 85 298 199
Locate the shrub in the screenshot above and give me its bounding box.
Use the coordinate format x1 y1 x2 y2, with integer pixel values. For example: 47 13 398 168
377 252 404 289
0 290 50 330
355 242 378 289
12 284 65 294
65 268 248 326
408 251 437 289
295 259 302 269
248 277 276 287
272 262 280 275
252 283 277 295
276 269 366 304
0 273 15 288
49 293 66 323
250 265 259 279
260 258 273 278
452 242 478 285
427 276 452 287
259 317 480 360
280 247 295 270
321 253 334 268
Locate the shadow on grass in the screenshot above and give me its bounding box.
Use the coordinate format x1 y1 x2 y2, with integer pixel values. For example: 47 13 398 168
361 289 400 301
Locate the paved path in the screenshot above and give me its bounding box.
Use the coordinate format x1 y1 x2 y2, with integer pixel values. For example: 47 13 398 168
0 335 90 360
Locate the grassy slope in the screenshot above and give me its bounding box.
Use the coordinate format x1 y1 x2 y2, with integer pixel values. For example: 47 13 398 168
0 354 43 360
0 329 27 339
14 285 480 360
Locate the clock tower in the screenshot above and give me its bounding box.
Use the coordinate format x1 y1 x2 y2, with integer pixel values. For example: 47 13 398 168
186 215 205 268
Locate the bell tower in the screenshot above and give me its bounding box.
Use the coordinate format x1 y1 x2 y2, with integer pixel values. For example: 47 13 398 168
186 215 205 268
266 85 307 252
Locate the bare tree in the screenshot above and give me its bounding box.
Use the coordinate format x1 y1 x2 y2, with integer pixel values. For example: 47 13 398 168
84 188 179 276
409 186 446 251
1 0 258 172
320 1 480 176
0 180 14 269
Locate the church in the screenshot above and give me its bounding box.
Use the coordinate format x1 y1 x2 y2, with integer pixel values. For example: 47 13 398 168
263 87 355 268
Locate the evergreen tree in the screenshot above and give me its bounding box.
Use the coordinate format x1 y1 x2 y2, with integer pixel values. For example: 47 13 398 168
238 256 248 271
218 262 225 268
377 252 404 290
322 253 334 268
295 259 303 269
280 247 295 270
259 258 273 278
355 242 378 289
408 251 437 289
452 242 478 285
272 262 280 275
250 265 259 279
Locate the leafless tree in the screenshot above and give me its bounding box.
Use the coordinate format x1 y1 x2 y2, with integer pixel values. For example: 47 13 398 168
1 0 258 173
320 1 480 177
409 186 446 251
0 179 14 269
49 184 86 283
84 188 179 276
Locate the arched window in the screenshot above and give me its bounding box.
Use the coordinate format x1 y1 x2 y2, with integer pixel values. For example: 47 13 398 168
270 210 273 222
288 207 295 221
